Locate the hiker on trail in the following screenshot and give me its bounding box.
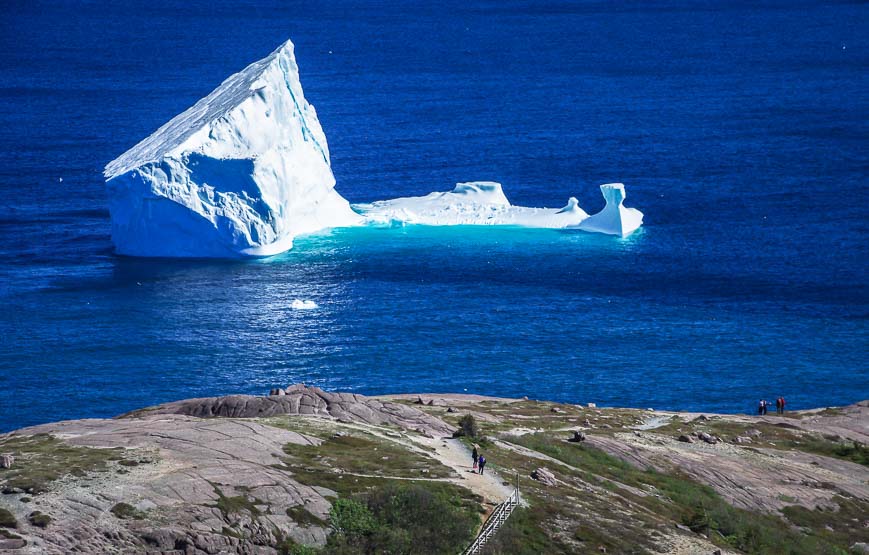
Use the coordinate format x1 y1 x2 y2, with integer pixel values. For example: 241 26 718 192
478 455 487 475
472 444 479 471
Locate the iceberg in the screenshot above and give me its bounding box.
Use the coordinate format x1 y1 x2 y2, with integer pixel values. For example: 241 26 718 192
105 39 643 259
104 39 360 258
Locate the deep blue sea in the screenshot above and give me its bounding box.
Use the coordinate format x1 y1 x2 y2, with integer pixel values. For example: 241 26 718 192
0 1 867 432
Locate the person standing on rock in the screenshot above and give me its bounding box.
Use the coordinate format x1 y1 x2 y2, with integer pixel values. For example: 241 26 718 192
478 455 487 475
472 444 479 471
777 397 786 415
758 399 768 416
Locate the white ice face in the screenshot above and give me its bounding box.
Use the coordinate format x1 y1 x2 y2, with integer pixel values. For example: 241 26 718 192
104 39 361 258
575 183 644 237
105 40 643 259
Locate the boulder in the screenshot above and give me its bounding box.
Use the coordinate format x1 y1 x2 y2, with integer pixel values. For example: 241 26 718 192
587 403 596 408
550 407 563 414
697 432 718 444
850 542 869 554
0 454 13 469
678 434 694 443
733 436 752 444
569 431 587 443
531 467 557 486
0 539 26 549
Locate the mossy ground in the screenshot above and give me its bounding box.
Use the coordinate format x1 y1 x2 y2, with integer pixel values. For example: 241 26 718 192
0 528 23 541
0 508 17 528
110 502 146 520
286 505 327 527
0 434 130 494
210 485 263 519
26 511 50 528
648 417 869 467
280 430 454 480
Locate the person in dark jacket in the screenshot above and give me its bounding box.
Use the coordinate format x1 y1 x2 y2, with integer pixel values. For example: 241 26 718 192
478 455 487 475
472 444 479 471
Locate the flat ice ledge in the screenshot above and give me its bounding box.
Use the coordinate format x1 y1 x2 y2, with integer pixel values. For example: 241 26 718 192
355 181 643 236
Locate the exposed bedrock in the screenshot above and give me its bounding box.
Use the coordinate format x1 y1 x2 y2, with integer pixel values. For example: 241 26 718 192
124 384 455 438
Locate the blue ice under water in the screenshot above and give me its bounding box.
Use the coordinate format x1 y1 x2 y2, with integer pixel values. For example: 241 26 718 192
0 0 866 431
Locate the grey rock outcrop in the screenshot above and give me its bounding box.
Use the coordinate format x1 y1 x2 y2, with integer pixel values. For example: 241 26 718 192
531 467 558 486
124 384 454 438
0 454 13 469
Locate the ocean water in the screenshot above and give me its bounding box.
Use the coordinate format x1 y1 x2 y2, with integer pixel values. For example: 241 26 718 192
0 0 866 431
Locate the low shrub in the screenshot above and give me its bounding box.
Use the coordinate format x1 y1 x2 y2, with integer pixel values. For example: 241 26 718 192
454 414 479 439
324 482 478 554
0 508 17 528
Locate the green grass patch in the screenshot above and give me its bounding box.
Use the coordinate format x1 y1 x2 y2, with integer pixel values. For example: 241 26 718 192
26 511 50 528
505 433 841 554
211 486 262 519
481 505 567 555
0 528 22 540
0 508 17 528
259 416 338 440
281 432 453 480
286 505 327 527
782 495 869 548
0 434 125 494
651 418 869 467
110 502 146 520
786 438 869 467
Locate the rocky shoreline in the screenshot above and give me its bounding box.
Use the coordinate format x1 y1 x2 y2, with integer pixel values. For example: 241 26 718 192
0 386 866 554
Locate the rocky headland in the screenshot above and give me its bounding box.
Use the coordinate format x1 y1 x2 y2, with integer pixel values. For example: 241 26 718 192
0 386 866 554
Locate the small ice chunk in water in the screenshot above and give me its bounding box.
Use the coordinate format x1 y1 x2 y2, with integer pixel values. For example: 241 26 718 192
291 299 319 310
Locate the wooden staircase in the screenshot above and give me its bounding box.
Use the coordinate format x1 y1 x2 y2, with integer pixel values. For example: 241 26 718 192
462 488 520 555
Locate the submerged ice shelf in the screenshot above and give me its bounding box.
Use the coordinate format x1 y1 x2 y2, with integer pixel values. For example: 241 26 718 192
105 39 643 259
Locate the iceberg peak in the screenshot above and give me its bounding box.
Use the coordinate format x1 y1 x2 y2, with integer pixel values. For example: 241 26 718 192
104 39 359 258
